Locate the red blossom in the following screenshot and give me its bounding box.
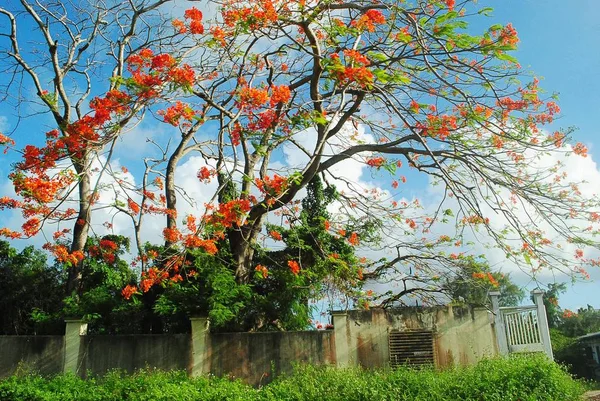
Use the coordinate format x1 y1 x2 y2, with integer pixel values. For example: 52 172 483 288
184 7 203 21
287 260 300 275
255 264 268 278
172 19 187 34
573 143 588 157
238 86 270 109
270 230 282 241
128 198 140 214
270 85 291 107
99 239 118 251
366 157 385 168
163 227 182 242
158 101 195 126
197 166 214 183
189 20 205 34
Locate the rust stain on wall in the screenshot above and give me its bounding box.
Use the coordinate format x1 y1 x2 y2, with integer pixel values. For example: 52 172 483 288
357 334 382 368
434 335 453 368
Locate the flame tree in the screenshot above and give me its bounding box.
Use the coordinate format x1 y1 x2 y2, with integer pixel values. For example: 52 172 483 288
0 0 597 325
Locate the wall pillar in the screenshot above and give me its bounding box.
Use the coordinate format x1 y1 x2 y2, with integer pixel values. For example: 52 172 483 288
190 317 209 377
63 319 87 374
489 292 509 356
332 311 350 367
531 289 554 359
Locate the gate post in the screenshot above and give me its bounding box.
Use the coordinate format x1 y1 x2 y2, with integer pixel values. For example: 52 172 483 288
332 311 350 367
190 316 210 376
64 319 87 375
489 292 509 356
531 289 554 359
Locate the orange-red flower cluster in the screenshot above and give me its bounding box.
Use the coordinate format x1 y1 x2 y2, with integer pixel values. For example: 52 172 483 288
270 85 291 107
255 264 269 278
140 267 170 292
128 49 196 95
122 284 138 300
128 198 141 214
348 232 359 246
573 143 588 157
0 132 15 146
184 236 218 254
416 114 458 140
255 174 289 197
184 7 204 34
351 9 386 32
238 86 270 109
99 239 119 251
462 215 490 225
366 157 385 168
222 0 278 30
163 227 182 243
204 199 252 229
44 243 85 266
499 23 519 47
329 50 374 88
158 101 195 126
197 166 215 183
287 260 300 275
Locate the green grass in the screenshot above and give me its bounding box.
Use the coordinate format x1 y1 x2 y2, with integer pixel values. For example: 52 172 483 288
0 354 586 401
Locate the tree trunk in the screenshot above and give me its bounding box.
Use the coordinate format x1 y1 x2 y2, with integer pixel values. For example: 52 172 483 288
66 157 92 296
165 155 178 238
164 129 195 246
229 219 262 284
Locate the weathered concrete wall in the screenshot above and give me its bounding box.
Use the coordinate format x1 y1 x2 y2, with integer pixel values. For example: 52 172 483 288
79 334 192 377
334 306 497 369
0 336 64 377
0 308 499 382
206 331 336 386
435 307 498 368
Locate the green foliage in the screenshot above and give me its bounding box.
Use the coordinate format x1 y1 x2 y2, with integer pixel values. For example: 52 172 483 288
0 241 64 334
0 355 585 401
249 177 365 331
445 257 524 307
559 306 600 338
537 283 566 328
550 328 596 380
543 287 600 380
61 236 141 334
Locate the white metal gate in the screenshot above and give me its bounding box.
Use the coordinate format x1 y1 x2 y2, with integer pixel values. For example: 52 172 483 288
489 290 553 359
500 306 544 353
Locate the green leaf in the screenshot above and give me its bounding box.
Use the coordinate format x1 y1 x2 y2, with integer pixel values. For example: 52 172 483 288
495 52 519 64
478 7 494 16
436 11 458 24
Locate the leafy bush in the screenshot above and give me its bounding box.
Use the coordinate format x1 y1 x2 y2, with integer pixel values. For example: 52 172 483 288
0 355 585 401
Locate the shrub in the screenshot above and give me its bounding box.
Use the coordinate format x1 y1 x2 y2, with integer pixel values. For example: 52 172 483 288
0 355 585 401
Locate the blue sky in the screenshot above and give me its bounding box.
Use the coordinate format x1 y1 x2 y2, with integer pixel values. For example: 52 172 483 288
492 0 600 158
0 0 599 311
481 0 600 309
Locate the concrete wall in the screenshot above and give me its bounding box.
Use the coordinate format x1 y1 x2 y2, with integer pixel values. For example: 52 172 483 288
434 307 498 368
205 330 335 386
0 336 64 377
333 306 498 369
79 334 192 377
0 308 501 384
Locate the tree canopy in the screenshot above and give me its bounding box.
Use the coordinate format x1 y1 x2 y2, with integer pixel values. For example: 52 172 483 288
0 0 596 328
